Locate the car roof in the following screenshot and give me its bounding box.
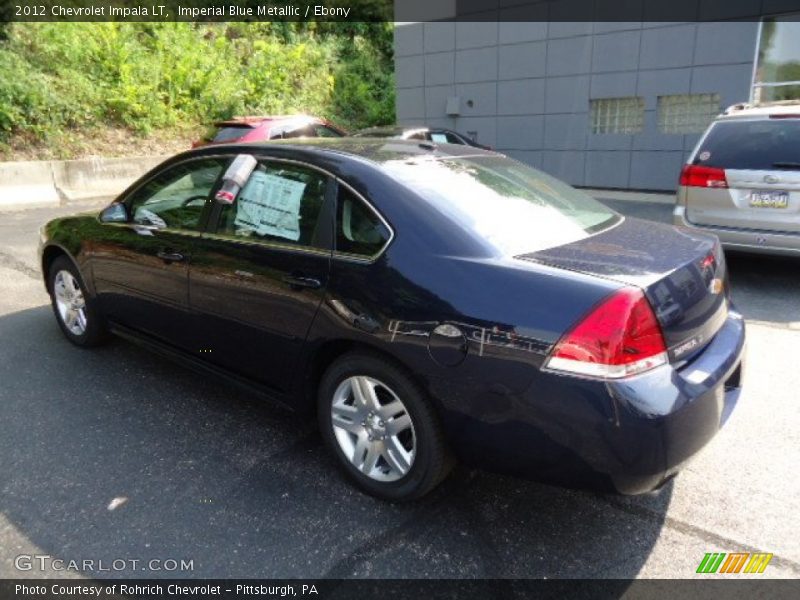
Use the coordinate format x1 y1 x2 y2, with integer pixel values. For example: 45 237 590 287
355 125 445 137
214 115 325 127
718 101 800 120
188 136 492 164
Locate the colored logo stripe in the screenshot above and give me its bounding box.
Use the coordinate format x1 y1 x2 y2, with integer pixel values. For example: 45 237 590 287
697 552 773 574
719 553 749 573
697 553 726 573
744 553 773 573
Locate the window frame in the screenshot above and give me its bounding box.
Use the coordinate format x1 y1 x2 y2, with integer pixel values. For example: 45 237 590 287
204 156 337 256
108 155 231 235
751 15 800 103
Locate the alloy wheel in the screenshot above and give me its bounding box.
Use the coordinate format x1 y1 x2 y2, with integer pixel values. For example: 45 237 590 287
330 375 416 482
53 270 87 336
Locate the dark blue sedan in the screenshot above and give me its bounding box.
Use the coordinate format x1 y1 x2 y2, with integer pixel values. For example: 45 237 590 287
39 138 745 501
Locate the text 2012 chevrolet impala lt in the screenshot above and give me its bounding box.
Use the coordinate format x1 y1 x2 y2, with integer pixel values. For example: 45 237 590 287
39 139 745 501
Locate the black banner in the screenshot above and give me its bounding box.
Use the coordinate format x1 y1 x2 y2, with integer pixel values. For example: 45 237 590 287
4 0 800 23
2 580 800 600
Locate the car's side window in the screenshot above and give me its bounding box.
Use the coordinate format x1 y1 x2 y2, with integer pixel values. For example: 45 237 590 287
216 162 328 248
280 125 313 139
445 132 465 144
128 158 227 231
430 132 449 144
313 125 341 138
335 187 391 258
280 124 340 139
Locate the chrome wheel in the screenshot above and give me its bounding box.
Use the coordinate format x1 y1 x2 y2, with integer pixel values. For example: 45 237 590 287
53 270 87 336
331 375 416 482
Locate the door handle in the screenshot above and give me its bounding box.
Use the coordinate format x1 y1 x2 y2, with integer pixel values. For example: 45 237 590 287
282 275 322 290
156 250 186 263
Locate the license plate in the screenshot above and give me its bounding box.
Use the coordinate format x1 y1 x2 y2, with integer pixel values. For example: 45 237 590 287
749 190 789 208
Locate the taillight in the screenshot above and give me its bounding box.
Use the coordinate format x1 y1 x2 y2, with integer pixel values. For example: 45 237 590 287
545 288 668 379
680 164 728 188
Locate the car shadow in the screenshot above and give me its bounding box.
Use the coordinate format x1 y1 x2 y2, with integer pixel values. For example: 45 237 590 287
0 306 672 580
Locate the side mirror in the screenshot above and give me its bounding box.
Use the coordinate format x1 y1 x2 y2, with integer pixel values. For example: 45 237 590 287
99 203 128 223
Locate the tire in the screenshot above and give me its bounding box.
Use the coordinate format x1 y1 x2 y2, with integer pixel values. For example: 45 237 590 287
47 256 109 347
318 352 454 501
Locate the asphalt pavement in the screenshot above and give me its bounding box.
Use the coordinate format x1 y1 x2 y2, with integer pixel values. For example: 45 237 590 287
0 199 798 579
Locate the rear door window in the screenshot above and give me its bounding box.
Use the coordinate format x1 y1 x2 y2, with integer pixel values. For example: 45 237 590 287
693 119 800 170
215 161 329 248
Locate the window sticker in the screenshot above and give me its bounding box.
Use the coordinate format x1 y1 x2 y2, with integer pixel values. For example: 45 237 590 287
698 151 711 161
234 171 306 241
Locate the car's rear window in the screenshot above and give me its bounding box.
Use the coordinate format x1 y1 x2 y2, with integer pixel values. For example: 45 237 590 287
212 125 254 143
383 155 620 256
693 119 800 171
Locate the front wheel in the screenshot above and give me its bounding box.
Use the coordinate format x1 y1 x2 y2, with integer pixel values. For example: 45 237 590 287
48 256 108 347
318 352 453 501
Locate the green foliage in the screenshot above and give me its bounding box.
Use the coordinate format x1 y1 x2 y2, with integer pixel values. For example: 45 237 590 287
0 22 394 146
330 23 395 127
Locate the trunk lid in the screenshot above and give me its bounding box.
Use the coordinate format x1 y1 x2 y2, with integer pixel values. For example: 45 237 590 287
519 217 729 363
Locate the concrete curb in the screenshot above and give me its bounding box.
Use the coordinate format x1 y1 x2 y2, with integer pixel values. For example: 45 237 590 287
0 155 169 211
580 187 676 205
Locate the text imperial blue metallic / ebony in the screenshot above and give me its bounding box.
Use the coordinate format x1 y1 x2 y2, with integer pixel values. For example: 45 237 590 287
39 138 745 501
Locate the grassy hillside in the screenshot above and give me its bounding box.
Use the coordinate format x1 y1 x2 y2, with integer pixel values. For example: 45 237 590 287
0 22 394 160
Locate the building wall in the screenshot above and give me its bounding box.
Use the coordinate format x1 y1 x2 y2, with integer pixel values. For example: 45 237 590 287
394 21 759 191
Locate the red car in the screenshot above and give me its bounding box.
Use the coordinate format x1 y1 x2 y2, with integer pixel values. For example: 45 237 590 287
193 115 346 147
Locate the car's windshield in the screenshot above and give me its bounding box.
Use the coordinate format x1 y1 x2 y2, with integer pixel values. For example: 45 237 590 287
693 118 800 171
382 154 620 256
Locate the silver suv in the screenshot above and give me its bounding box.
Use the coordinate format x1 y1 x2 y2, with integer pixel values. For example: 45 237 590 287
674 101 800 256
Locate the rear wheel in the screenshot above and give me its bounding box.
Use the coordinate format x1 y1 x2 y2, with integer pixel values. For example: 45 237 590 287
318 352 453 501
48 256 108 347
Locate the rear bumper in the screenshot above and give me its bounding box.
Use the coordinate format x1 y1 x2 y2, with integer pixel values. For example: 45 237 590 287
446 309 746 495
673 205 800 257
603 309 745 493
